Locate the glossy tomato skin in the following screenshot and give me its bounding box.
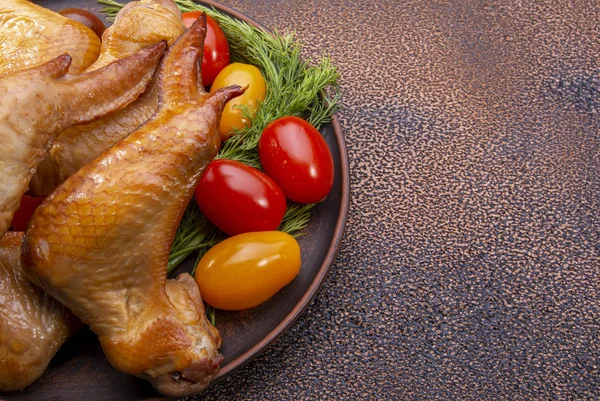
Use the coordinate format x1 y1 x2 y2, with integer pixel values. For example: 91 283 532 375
195 231 301 310
195 160 286 236
10 195 45 232
58 8 106 39
181 12 230 86
259 116 334 204
210 62 266 140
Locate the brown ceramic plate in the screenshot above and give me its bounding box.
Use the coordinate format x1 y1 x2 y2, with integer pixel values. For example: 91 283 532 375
2 1 349 400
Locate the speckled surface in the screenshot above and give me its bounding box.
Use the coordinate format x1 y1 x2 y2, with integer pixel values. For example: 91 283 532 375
185 0 600 400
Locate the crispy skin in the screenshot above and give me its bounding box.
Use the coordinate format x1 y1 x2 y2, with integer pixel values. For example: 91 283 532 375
0 0 100 75
24 16 244 397
91 0 183 69
0 42 166 237
0 232 79 392
29 0 185 196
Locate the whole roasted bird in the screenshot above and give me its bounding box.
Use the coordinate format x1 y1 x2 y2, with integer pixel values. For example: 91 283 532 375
0 0 101 75
29 0 185 196
0 232 79 392
0 41 166 236
24 15 244 397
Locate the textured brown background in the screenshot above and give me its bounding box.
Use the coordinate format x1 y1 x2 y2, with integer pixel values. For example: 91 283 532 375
185 0 600 400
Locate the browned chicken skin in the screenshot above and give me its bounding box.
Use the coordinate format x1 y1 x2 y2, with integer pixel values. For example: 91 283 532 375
23 16 244 397
0 232 79 392
0 42 166 236
91 0 183 68
0 0 101 75
29 0 185 196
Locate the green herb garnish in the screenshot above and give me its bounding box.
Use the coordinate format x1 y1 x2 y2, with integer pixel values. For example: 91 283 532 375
98 0 340 273
206 304 216 326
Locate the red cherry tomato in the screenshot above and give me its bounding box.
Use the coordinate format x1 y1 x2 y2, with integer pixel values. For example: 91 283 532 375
10 195 45 232
258 116 334 204
181 12 230 86
58 8 106 39
195 160 286 236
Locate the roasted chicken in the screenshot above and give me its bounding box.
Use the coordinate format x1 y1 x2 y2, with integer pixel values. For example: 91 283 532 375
24 15 244 397
0 232 79 392
0 0 101 75
29 0 185 196
0 41 166 236
90 0 183 69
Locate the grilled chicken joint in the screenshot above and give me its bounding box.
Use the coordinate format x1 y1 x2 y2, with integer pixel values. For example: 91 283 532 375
0 232 80 392
0 0 101 75
23 15 244 397
1 0 235 396
0 41 166 237
29 0 186 196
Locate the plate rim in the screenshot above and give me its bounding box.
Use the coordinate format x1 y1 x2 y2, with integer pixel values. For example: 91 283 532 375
198 0 351 384
213 116 350 382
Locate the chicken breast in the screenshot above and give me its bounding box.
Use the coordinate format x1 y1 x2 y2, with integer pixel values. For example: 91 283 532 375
23 15 244 397
0 41 166 236
0 232 80 392
29 0 185 196
0 0 101 75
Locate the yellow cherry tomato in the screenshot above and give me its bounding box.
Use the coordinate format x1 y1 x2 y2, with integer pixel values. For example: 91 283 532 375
210 62 266 140
195 231 301 311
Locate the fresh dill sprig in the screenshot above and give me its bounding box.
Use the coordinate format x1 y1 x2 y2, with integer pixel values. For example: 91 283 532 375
279 203 314 236
167 201 219 274
206 305 216 326
97 0 122 21
98 0 340 273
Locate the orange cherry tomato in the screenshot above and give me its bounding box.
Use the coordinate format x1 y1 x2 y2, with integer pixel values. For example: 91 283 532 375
181 12 230 86
210 62 266 140
195 231 301 311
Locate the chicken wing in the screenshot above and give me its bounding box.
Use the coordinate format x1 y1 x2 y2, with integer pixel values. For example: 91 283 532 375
23 16 244 397
0 0 101 75
0 41 166 236
0 232 79 392
29 0 185 196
